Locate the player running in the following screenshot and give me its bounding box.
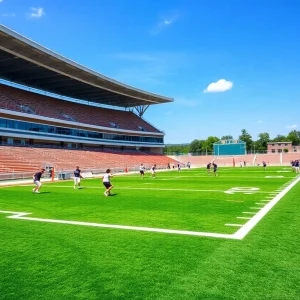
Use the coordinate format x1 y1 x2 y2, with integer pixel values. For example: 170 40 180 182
139 163 145 178
32 168 46 193
262 161 267 170
207 162 212 174
291 160 295 172
295 160 299 173
177 163 181 172
150 164 156 178
213 163 218 176
102 169 114 196
73 166 83 189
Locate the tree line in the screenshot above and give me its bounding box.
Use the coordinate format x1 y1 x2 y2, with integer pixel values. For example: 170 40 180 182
164 129 300 155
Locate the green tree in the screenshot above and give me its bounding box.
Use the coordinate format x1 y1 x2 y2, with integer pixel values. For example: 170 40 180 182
256 132 270 150
204 136 219 154
189 139 203 153
239 129 253 152
272 134 288 142
287 130 300 145
164 144 189 155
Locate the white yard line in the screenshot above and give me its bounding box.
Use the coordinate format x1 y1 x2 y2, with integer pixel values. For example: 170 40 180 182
233 176 300 240
0 210 236 240
225 224 243 227
237 217 251 220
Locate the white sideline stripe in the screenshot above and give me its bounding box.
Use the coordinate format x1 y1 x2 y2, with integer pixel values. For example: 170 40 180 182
233 176 300 240
242 212 256 214
0 210 237 240
225 224 243 227
237 217 251 220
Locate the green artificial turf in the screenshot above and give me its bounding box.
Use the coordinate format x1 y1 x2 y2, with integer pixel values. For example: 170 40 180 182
0 166 299 299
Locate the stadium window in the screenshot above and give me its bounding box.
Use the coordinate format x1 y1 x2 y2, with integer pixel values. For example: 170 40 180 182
0 117 163 145
278 149 282 153
7 120 14 128
271 149 275 153
278 143 281 146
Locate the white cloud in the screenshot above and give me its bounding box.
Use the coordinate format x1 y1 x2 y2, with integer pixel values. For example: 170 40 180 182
30 7 44 18
0 0 3 3
203 79 233 93
257 120 262 124
150 14 179 35
286 124 297 129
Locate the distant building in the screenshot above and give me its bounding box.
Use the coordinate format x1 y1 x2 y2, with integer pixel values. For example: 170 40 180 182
267 142 300 153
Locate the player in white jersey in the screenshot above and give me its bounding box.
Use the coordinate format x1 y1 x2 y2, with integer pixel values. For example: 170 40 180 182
139 164 145 178
102 169 114 196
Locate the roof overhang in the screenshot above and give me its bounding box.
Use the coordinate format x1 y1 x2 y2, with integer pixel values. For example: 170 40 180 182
0 25 174 108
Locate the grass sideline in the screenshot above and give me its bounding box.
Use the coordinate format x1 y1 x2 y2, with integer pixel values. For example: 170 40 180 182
0 167 299 299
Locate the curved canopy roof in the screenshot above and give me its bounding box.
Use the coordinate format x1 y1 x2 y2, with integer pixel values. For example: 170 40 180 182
0 25 173 108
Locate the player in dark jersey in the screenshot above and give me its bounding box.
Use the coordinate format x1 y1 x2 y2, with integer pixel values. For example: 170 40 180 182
262 161 267 170
207 162 212 174
74 166 83 189
295 160 299 173
213 163 218 176
150 164 156 178
32 168 46 193
291 160 295 172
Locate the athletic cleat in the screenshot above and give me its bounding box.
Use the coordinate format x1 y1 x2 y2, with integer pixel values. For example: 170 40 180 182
35 191 40 194
32 188 35 193
104 192 108 196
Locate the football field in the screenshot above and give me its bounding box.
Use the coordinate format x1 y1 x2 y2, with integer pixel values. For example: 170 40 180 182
1 167 300 299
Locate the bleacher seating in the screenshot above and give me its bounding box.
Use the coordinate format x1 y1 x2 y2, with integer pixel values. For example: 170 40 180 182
0 84 160 133
0 146 178 173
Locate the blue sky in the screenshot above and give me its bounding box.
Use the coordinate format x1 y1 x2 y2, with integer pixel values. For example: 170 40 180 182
1 0 300 143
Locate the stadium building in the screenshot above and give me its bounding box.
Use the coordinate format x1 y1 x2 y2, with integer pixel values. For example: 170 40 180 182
0 25 177 175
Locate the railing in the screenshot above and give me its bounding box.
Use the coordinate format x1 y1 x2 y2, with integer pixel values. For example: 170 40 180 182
0 165 172 181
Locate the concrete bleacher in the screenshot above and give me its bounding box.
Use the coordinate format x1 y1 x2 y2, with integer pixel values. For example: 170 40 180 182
0 84 160 133
0 146 178 173
171 153 299 167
